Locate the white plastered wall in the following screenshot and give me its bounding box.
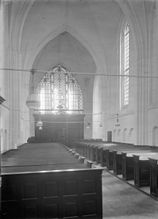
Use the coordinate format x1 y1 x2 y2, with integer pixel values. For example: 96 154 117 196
1 1 31 153
148 1 158 146
92 0 158 146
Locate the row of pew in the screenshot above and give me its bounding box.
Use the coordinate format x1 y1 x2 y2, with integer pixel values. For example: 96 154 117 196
73 141 158 199
1 143 103 219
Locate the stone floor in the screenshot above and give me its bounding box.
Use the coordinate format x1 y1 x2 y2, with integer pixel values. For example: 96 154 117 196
102 170 158 219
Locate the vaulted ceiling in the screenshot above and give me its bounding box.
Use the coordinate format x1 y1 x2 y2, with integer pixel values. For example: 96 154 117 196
18 0 123 91
6 0 155 95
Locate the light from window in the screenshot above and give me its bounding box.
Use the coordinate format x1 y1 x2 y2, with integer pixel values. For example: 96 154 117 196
37 65 83 114
120 23 130 107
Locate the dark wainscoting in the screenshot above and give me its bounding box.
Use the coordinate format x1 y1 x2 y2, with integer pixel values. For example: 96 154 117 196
2 169 102 219
34 114 85 146
149 159 158 197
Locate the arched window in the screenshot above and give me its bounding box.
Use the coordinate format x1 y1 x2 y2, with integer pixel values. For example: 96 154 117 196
0 3 4 73
37 65 83 114
120 23 130 107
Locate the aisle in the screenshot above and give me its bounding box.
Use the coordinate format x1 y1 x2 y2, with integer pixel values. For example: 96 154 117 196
102 171 158 219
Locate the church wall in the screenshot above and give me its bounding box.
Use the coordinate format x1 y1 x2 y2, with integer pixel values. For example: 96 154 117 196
82 78 93 139
94 13 138 144
0 1 31 153
152 6 158 106
0 3 10 153
97 1 158 146
148 109 158 146
93 76 103 139
115 19 137 144
0 106 10 153
147 2 158 146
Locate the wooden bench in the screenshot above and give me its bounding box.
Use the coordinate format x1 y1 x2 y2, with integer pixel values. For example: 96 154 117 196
2 169 103 219
122 153 134 180
122 151 153 181
86 160 94 168
106 150 114 170
149 158 158 197
133 155 151 187
101 148 107 167
96 147 103 164
91 145 98 162
113 151 122 175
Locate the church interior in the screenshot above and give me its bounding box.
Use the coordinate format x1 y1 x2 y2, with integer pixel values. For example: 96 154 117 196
0 0 158 218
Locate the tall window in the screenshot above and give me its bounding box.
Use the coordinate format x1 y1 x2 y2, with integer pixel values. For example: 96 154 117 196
37 65 83 114
0 3 4 71
120 23 130 107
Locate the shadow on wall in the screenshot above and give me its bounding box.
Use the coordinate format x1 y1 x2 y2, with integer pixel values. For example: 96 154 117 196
1 129 8 153
128 128 134 144
113 128 134 144
122 128 127 143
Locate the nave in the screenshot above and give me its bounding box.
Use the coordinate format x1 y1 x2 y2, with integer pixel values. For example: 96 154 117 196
1 0 158 218
1 142 158 218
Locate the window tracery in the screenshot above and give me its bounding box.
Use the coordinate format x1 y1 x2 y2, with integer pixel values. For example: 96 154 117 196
37 65 83 114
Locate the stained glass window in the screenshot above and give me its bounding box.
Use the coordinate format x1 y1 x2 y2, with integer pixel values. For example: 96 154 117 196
37 65 83 114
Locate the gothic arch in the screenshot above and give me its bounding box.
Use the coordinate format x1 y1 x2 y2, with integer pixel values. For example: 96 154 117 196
9 0 35 52
115 0 143 51
24 24 98 73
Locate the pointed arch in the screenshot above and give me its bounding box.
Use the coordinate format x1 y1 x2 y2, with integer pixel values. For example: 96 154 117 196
24 24 98 72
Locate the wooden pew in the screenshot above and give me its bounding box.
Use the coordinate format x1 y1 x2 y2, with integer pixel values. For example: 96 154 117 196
101 148 107 167
122 151 154 181
133 154 151 187
75 141 158 200
149 158 158 197
133 155 150 187
85 144 89 160
96 146 103 164
106 150 114 170
88 144 92 161
133 153 158 187
91 145 97 162
2 168 103 219
2 143 103 218
122 152 134 180
87 144 91 160
78 156 86 163
113 151 123 175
